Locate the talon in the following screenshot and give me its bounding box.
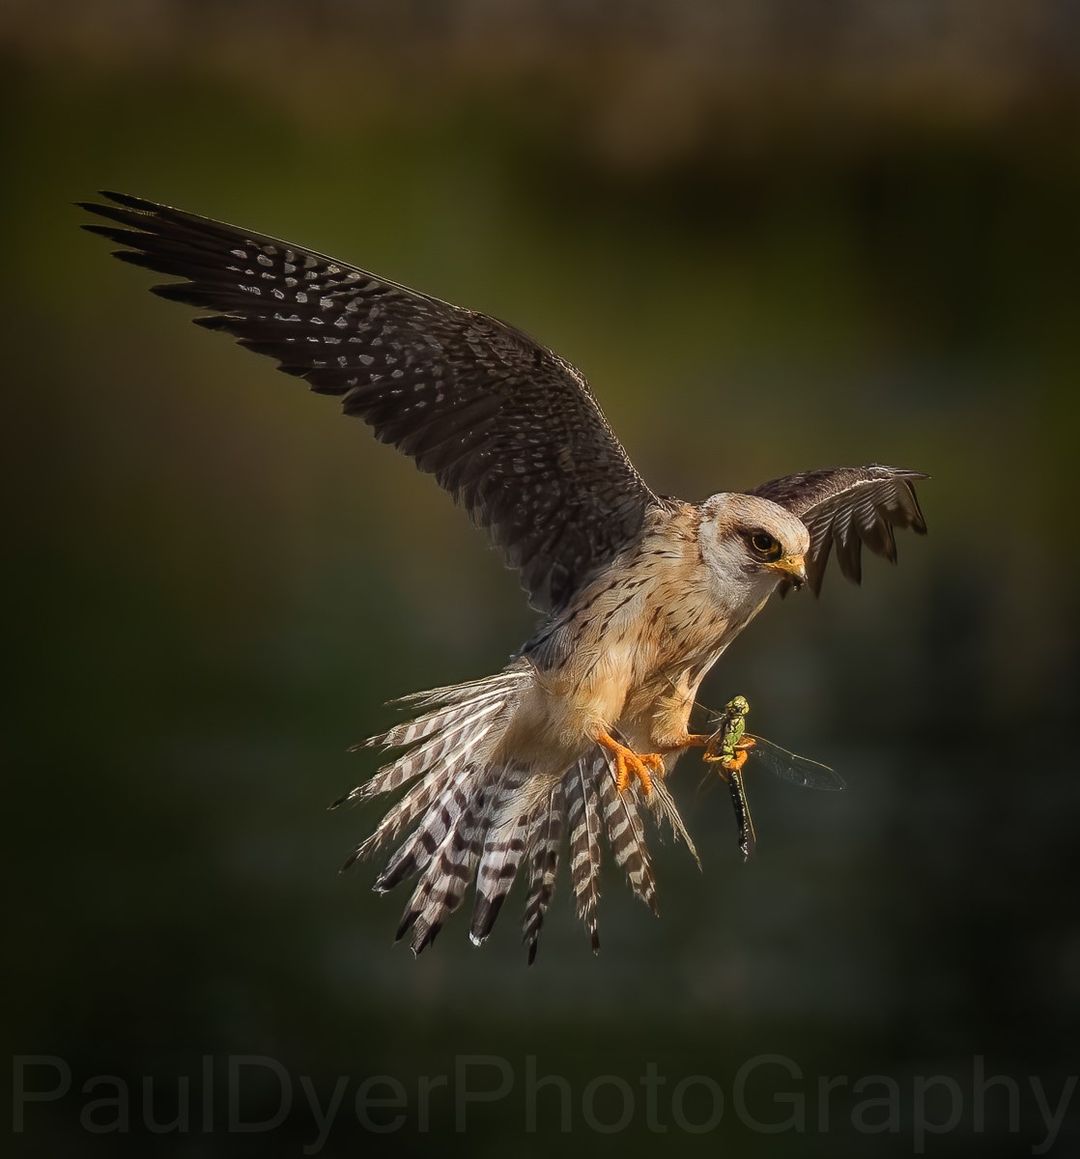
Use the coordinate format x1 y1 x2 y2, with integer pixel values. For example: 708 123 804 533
596 732 665 797
733 737 756 770
702 740 728 765
705 735 756 771
710 748 750 780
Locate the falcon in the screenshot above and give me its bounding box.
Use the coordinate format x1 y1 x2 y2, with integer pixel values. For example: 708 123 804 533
81 192 928 960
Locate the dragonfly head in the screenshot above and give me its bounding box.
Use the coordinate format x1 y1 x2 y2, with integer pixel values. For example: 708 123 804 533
725 694 749 717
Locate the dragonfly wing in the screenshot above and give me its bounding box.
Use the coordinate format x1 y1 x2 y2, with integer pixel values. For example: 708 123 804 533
745 735 846 790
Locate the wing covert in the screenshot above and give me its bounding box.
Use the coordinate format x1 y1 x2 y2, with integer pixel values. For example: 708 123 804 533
80 192 657 612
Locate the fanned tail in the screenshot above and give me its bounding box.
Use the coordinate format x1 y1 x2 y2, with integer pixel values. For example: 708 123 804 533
338 663 699 958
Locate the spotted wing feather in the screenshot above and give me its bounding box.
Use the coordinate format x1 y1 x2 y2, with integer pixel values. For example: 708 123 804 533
81 192 657 612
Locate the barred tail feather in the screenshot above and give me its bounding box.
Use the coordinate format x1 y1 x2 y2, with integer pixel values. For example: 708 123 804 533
389 670 527 709
395 779 494 955
521 784 565 964
597 757 658 914
565 759 603 954
333 694 508 810
335 711 500 839
358 689 509 755
469 770 534 946
339 764 451 871
373 765 475 892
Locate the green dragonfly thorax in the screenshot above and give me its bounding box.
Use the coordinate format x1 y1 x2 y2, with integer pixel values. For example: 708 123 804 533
710 694 750 766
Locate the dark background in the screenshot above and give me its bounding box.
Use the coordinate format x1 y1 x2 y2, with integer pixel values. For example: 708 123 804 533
5 2 1079 1155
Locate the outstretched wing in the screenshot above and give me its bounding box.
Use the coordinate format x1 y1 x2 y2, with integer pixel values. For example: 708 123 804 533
751 464 927 595
81 192 658 613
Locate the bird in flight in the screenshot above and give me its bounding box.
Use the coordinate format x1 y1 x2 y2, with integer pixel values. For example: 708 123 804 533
81 192 927 961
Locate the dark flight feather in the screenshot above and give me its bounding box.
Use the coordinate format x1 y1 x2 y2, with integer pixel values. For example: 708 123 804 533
80 192 657 613
750 464 927 595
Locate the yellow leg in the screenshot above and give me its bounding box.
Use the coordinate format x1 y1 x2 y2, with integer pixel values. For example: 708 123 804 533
595 731 666 797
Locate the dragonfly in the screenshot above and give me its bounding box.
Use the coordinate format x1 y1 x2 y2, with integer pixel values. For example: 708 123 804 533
702 695 846 861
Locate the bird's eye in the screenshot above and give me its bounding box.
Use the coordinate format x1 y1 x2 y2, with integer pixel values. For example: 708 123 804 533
748 531 782 561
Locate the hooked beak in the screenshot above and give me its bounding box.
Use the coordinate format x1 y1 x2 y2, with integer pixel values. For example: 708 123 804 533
767 554 807 590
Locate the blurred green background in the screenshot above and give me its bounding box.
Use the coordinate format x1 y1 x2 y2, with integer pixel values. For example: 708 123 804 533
5 2 1080 1155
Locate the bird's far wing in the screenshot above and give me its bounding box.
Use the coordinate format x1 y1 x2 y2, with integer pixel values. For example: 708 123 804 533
81 192 658 613
750 464 927 595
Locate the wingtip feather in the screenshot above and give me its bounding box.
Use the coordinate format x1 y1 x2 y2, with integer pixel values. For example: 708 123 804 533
99 189 159 212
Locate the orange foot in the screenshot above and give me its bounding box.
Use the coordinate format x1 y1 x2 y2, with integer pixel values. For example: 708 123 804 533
596 731 666 797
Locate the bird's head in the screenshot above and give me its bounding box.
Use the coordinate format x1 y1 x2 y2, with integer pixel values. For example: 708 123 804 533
698 492 810 597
